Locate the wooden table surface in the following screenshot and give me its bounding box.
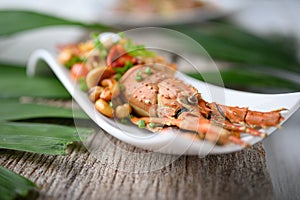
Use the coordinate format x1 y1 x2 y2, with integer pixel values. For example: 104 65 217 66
1 101 299 200
0 140 273 200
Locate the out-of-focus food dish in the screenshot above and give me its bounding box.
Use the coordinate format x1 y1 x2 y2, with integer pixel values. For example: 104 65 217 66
114 0 206 18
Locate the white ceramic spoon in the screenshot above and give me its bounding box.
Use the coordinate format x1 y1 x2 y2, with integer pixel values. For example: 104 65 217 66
26 36 300 156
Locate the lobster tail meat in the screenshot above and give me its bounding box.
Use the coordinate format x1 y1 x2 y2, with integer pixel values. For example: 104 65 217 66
244 109 285 127
209 103 285 128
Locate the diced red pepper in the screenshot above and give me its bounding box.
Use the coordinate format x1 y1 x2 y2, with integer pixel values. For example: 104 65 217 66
107 45 137 69
70 63 89 80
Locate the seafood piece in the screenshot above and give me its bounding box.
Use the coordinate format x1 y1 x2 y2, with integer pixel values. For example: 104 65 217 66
120 64 284 146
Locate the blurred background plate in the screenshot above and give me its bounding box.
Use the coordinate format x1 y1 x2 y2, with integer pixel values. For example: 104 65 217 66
95 0 251 27
0 0 250 27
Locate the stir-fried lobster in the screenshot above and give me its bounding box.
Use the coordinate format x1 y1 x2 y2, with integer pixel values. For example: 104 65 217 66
57 34 285 147
119 64 284 146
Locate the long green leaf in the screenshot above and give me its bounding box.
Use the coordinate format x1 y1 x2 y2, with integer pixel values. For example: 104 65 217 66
0 166 37 200
0 122 93 155
1 10 298 69
1 10 300 92
187 68 300 92
0 64 70 98
172 23 300 74
0 100 88 120
1 10 299 75
0 10 111 36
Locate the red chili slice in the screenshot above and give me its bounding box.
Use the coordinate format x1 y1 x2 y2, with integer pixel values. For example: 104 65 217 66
70 63 89 80
106 45 137 69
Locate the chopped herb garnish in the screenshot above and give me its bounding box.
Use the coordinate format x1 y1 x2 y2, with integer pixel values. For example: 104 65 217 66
145 67 152 74
65 56 85 69
115 73 122 81
109 101 113 107
124 39 156 57
149 122 156 129
118 32 125 38
138 120 146 128
136 70 142 76
135 75 143 82
125 60 133 68
91 32 107 58
79 77 88 92
113 61 133 75
119 83 125 91
120 118 128 124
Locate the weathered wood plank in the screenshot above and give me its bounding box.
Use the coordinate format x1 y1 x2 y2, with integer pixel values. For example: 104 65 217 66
0 133 274 200
0 99 274 199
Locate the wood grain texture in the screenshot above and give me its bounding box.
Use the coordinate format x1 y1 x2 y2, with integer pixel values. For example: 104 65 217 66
0 136 274 200
263 109 300 200
0 99 275 200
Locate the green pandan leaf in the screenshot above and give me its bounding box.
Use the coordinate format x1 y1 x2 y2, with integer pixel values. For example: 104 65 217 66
0 166 37 200
0 122 93 155
0 64 70 98
0 100 88 121
172 24 300 74
0 10 111 36
187 68 300 92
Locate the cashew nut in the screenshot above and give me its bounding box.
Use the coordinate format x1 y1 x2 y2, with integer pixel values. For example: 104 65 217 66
100 88 112 101
85 67 115 89
57 49 72 65
101 78 117 88
101 78 120 97
95 99 114 118
115 103 132 119
88 86 104 102
78 41 94 53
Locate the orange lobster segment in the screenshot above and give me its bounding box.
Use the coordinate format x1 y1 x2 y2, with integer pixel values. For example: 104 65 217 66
244 109 285 127
219 120 267 138
120 65 285 147
130 116 248 146
209 102 284 128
